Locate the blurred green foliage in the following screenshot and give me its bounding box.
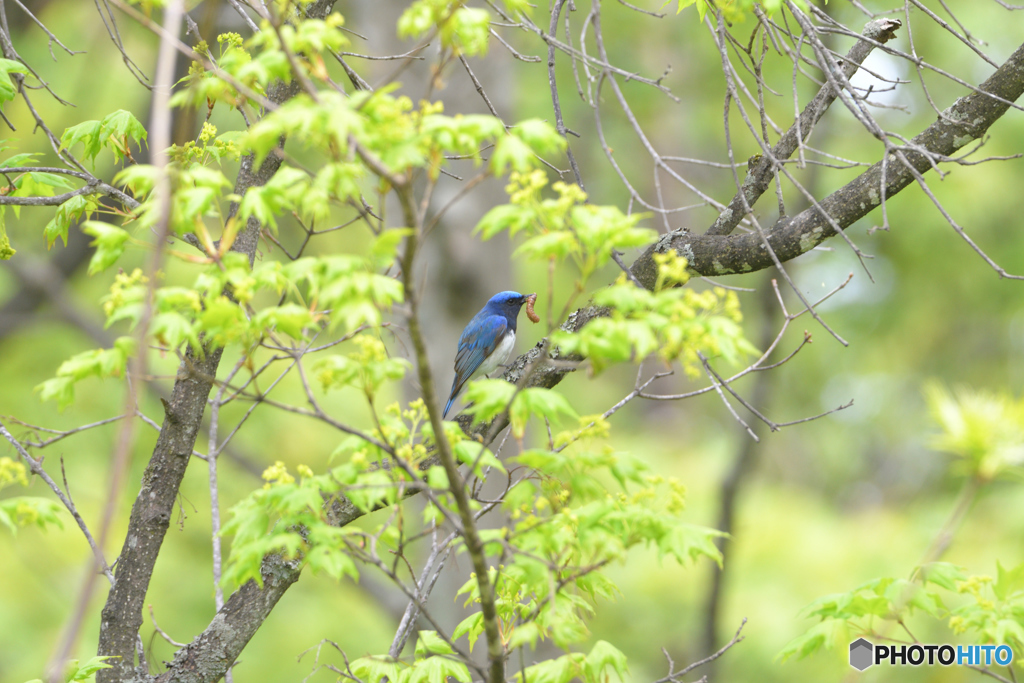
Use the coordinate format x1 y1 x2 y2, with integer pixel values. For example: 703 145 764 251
1 1 1023 683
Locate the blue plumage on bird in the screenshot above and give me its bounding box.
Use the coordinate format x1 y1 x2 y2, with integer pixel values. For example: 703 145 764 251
444 291 536 418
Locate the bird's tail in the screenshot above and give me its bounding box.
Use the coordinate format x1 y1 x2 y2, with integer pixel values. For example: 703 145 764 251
444 375 461 418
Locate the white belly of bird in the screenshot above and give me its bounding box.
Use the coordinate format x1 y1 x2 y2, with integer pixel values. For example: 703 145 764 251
478 330 516 377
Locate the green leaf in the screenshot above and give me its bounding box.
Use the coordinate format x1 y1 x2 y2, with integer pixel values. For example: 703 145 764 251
916 562 967 591
397 1 433 39
501 0 533 14
585 640 628 683
151 312 199 350
198 296 250 348
414 656 471 683
657 523 725 567
517 654 585 683
777 618 848 663
305 545 359 582
0 496 64 533
995 561 1024 600
66 656 114 681
113 164 161 197
476 204 537 240
0 58 27 104
426 465 449 491
447 7 491 56
0 152 40 168
453 440 505 478
81 221 130 274
177 186 219 221
510 388 578 439
570 205 655 257
155 286 202 313
453 613 484 652
370 228 411 265
514 231 577 261
236 166 310 232
252 303 315 339
35 337 135 408
44 195 100 249
0 59 28 76
884 579 944 618
706 317 758 366
415 631 455 657
100 109 148 163
992 618 1024 647
511 119 566 158
491 133 535 175
925 383 1024 481
35 376 74 409
576 572 621 602
462 378 517 423
350 656 402 683
26 171 75 191
506 621 541 651
60 120 104 165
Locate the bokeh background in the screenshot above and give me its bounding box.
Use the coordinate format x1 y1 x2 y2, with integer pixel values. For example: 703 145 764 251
1 1 1023 682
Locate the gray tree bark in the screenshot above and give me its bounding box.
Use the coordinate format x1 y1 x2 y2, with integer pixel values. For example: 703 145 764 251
95 3 338 681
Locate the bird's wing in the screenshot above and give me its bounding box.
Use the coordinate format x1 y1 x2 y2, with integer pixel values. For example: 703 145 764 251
453 315 508 390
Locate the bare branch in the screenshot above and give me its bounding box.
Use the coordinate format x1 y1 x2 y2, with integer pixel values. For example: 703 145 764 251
706 17 903 237
628 38 1024 284
0 419 114 584
547 0 586 189
655 619 747 683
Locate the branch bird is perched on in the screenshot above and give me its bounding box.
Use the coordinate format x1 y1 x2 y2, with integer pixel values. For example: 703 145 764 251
444 291 536 418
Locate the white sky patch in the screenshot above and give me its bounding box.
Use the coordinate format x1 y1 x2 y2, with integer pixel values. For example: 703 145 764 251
845 49 915 121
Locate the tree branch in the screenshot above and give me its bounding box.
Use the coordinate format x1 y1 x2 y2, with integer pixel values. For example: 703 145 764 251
156 27 1024 683
394 166 505 683
95 3 339 682
0 179 138 207
705 17 903 236
630 38 1024 284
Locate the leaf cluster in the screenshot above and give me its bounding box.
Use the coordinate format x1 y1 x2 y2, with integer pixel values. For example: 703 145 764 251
926 383 1024 482
22 656 112 683
60 110 147 166
557 252 757 374
0 457 63 535
779 561 1024 664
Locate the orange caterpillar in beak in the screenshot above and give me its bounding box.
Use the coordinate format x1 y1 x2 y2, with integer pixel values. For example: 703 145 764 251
525 293 539 323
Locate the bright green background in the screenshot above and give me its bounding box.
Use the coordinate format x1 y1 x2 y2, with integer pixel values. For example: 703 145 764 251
1 1 1023 682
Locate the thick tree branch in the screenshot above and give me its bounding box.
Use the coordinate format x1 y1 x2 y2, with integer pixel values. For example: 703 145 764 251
632 38 1024 284
706 17 903 237
95 3 338 682
85 2 185 678
154 554 301 683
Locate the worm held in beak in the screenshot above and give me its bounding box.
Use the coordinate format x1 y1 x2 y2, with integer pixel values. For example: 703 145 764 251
525 293 539 323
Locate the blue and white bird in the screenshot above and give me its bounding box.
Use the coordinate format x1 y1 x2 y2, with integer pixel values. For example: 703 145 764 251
444 291 534 418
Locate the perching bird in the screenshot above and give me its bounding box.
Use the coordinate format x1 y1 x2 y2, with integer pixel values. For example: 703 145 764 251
444 291 533 418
